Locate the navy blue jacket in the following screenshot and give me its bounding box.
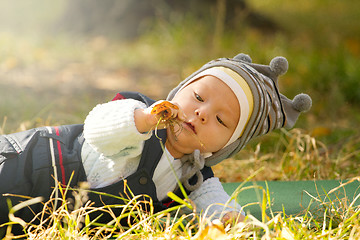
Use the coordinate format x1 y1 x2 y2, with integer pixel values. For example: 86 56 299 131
0 92 213 231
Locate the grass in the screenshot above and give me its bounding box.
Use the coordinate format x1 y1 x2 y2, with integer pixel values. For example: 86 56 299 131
1 0 360 238
2 175 360 239
213 128 360 183
1 123 359 238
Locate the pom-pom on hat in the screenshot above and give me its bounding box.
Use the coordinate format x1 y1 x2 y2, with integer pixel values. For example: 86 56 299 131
167 53 312 167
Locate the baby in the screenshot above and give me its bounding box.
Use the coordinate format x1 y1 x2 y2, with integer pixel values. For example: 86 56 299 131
0 53 311 233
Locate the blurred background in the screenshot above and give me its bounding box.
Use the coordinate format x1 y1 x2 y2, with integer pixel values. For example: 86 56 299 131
0 0 359 181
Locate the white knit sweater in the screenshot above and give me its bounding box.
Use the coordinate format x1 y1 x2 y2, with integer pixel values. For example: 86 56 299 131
82 99 243 218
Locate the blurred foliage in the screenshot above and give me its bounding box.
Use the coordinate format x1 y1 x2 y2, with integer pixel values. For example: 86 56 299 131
55 0 277 40
214 128 360 182
0 0 359 181
0 0 64 33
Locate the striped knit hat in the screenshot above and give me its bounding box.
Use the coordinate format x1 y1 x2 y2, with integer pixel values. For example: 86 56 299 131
167 53 312 167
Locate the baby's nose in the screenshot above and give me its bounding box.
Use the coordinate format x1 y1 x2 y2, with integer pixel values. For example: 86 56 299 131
195 109 207 123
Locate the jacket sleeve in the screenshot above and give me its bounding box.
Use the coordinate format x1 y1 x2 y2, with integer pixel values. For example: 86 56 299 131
83 99 151 157
188 177 245 219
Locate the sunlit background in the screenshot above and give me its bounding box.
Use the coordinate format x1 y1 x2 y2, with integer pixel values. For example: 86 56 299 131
0 0 359 181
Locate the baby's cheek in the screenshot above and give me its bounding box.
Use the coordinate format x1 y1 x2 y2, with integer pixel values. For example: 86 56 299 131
203 139 223 153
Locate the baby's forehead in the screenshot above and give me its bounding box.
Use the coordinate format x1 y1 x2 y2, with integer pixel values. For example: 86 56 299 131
190 75 230 90
200 76 240 115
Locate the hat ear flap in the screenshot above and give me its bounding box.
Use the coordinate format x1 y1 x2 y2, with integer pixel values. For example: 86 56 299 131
204 139 241 167
282 93 312 129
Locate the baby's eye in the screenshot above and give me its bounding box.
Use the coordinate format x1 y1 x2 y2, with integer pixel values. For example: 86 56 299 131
195 93 204 102
217 116 226 127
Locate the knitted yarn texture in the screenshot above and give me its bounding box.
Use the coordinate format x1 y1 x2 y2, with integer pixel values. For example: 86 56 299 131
168 53 312 189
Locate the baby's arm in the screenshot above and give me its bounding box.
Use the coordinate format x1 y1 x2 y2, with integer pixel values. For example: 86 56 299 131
84 99 151 156
84 99 185 156
188 177 245 224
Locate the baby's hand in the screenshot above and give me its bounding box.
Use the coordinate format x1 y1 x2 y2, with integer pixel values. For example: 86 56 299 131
150 100 186 122
134 100 186 133
220 211 245 226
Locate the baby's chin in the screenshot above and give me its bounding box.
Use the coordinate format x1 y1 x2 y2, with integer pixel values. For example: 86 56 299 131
166 131 202 153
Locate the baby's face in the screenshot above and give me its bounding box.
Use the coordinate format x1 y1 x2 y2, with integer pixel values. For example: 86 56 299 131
166 75 240 158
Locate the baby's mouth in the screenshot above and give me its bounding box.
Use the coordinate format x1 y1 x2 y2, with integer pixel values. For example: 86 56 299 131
184 122 196 134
